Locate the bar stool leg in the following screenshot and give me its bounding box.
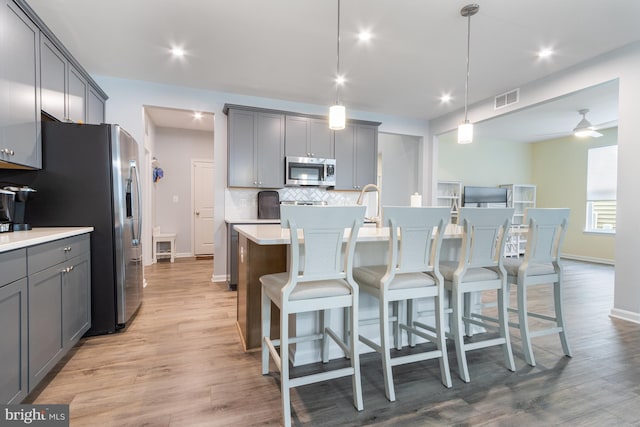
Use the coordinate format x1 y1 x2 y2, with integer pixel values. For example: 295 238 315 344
379 296 396 402
517 279 536 366
554 279 572 357
452 286 470 383
498 286 516 372
349 297 364 411
261 290 271 375
280 310 291 427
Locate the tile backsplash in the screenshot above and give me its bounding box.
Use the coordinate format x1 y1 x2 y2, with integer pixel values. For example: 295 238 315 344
225 187 364 219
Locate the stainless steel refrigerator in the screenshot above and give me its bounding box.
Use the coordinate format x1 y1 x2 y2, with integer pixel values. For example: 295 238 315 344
15 121 143 335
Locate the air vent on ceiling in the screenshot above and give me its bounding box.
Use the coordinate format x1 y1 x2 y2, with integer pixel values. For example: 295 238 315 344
494 88 520 110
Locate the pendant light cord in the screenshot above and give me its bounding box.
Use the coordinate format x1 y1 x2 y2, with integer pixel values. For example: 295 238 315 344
335 0 341 105
463 10 471 123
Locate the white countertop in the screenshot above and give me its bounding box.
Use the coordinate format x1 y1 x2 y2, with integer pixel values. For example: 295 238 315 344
234 223 463 245
224 218 280 224
0 227 94 253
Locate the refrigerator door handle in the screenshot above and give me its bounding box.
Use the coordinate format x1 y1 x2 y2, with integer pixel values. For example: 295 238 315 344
130 160 142 246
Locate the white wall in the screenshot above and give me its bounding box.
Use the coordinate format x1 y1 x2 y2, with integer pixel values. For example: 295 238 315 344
429 41 640 323
141 110 157 269
379 133 420 206
153 127 213 256
94 75 431 282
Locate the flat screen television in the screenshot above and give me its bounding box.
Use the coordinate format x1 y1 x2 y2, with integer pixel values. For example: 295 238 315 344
463 186 508 207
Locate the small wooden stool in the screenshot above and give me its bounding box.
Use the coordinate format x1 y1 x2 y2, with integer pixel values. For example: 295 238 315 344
152 232 176 263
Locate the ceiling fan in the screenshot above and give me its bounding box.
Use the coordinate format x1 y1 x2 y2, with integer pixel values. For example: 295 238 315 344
531 108 617 141
573 109 603 138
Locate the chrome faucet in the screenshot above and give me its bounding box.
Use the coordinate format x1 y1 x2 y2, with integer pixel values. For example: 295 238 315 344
356 183 382 228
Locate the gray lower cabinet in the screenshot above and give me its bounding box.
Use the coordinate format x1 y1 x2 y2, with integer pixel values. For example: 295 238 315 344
0 0 41 169
228 108 285 188
0 248 28 404
284 115 334 159
27 236 91 392
334 123 378 190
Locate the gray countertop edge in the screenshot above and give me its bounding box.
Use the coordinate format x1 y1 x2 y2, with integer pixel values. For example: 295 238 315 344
0 227 94 253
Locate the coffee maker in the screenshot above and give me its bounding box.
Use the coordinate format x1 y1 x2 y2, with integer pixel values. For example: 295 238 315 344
0 188 15 232
2 185 36 231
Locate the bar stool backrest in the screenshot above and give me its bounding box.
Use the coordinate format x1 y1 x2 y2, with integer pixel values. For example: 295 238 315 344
458 208 514 271
280 205 366 292
382 206 450 276
523 208 570 267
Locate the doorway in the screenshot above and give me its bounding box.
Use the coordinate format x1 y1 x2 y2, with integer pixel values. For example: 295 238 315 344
143 105 214 261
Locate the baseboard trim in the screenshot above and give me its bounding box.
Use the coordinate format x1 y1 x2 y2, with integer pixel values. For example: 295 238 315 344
211 274 227 283
562 254 614 265
610 308 640 324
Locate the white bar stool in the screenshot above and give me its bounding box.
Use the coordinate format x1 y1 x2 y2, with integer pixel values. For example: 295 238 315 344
152 228 176 263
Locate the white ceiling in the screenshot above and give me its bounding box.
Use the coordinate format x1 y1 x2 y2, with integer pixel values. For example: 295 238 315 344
145 106 215 132
26 0 639 138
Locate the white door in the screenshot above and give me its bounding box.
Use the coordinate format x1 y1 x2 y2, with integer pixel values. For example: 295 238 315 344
192 160 214 255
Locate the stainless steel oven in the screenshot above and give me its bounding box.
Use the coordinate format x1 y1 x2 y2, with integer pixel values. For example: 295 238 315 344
285 156 336 187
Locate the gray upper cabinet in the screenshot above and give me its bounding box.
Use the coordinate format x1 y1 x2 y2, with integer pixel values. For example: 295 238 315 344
0 0 41 169
67 65 87 124
41 33 104 125
40 35 66 121
227 107 284 188
334 123 378 191
0 0 108 170
284 116 334 159
87 86 105 124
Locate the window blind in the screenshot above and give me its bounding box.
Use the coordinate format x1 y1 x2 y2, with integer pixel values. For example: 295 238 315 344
587 145 617 201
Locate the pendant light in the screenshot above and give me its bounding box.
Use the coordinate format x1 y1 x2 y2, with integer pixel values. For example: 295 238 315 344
458 4 479 144
329 0 346 130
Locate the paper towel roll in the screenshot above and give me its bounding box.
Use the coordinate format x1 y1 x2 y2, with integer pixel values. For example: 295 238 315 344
410 193 422 207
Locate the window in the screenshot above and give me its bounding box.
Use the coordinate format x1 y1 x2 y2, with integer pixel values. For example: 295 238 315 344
586 145 617 233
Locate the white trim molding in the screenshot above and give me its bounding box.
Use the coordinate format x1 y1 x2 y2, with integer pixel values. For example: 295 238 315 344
610 308 640 324
561 254 614 266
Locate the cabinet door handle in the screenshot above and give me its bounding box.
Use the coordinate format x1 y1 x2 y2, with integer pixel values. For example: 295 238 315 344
61 265 74 274
63 246 72 252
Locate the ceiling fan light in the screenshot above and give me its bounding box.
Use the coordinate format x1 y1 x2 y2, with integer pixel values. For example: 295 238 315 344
329 104 346 130
458 122 473 144
575 129 603 138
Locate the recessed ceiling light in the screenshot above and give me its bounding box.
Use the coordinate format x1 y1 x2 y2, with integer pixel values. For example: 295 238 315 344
335 75 346 85
193 112 203 120
170 46 185 57
358 31 372 41
537 47 554 59
440 93 452 103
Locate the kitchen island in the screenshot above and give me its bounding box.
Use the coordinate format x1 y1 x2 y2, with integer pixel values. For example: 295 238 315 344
234 223 463 365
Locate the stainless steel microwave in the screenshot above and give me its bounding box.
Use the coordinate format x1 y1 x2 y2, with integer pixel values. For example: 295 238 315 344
285 156 336 187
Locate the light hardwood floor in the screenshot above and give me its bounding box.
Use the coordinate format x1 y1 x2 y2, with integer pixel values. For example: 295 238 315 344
25 259 640 426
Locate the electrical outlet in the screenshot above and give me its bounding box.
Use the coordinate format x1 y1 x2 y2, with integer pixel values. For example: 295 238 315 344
172 195 179 203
